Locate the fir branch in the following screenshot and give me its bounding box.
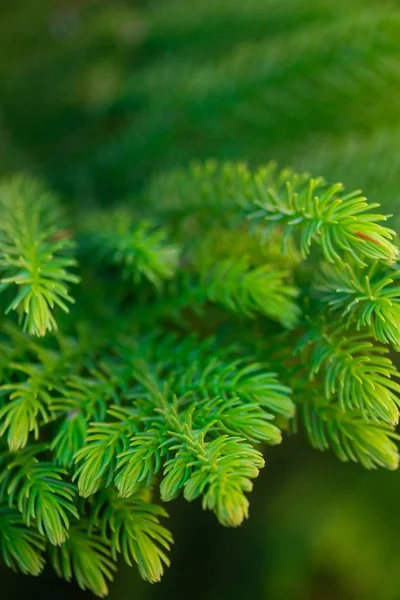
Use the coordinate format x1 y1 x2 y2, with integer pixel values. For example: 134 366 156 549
0 157 399 593
168 355 294 418
115 430 162 499
140 400 266 527
81 208 180 289
148 162 398 265
160 423 265 527
132 335 294 417
182 435 264 527
0 367 55 452
113 349 286 505
0 505 45 576
298 323 400 424
194 252 300 328
50 370 119 468
249 167 398 265
91 489 173 583
317 261 400 349
49 524 116 597
73 407 139 497
0 448 78 545
110 357 272 527
0 176 79 336
298 387 399 470
192 396 282 444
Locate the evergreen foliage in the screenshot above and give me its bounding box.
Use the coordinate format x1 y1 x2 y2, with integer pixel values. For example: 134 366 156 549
0 160 399 594
0 177 78 337
1 0 400 597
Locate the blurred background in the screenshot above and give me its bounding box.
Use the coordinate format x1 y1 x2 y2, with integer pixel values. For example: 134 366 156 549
1 0 400 598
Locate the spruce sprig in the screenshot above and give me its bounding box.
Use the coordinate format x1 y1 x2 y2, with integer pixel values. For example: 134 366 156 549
0 176 79 336
317 261 400 348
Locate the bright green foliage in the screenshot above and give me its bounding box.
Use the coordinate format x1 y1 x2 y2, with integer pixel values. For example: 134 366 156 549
248 173 397 265
49 524 116 597
0 177 79 336
0 448 78 545
299 388 399 470
298 322 400 424
0 162 400 595
0 161 399 595
0 506 45 576
0 375 53 452
179 435 265 527
74 407 139 498
91 489 173 582
167 354 294 418
196 253 300 327
148 161 398 264
317 261 400 349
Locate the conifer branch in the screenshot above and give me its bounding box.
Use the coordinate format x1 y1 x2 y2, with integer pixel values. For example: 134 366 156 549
298 386 399 470
248 167 398 265
194 252 300 328
168 354 294 418
0 375 54 452
73 407 139 498
0 162 399 593
0 447 78 545
178 434 265 527
158 407 265 527
91 489 173 583
81 208 180 289
317 261 400 349
49 524 116 597
50 371 121 468
147 162 398 265
298 322 400 424
0 176 79 336
0 505 45 576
